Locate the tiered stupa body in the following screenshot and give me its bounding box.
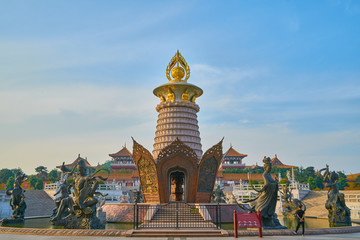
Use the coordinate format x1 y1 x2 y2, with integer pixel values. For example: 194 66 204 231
152 51 203 159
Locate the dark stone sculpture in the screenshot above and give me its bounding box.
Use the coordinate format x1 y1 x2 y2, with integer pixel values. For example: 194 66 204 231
242 157 287 229
212 185 226 203
50 175 73 222
280 182 305 217
0 173 27 226
319 165 351 227
51 160 109 229
133 188 143 203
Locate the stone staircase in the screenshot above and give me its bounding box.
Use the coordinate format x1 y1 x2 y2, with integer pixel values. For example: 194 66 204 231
139 202 217 228
24 190 54 218
127 229 229 237
301 190 328 218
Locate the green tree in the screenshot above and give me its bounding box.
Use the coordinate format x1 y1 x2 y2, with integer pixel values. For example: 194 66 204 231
314 175 324 190
29 175 38 189
306 176 316 190
354 175 360 189
100 160 114 171
48 169 60 182
250 180 258 185
0 168 14 184
304 167 316 178
270 166 288 178
337 171 349 190
6 176 14 190
222 168 245 173
35 166 48 179
294 167 306 183
11 168 24 177
35 178 44 190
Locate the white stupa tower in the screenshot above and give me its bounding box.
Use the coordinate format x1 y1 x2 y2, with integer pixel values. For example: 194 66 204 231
152 50 203 159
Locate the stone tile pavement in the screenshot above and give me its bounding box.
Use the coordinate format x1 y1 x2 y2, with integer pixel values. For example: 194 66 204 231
0 232 360 240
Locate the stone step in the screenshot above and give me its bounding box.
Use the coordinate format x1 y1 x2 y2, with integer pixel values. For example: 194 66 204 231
127 229 228 237
24 190 54 218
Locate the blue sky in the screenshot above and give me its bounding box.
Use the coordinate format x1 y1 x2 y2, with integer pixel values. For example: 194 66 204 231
0 0 359 174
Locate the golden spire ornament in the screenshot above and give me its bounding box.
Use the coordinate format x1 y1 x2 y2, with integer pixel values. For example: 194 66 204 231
153 50 202 104
166 50 190 82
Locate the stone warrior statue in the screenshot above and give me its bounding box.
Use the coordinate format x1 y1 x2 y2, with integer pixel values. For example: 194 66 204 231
51 160 109 229
50 173 73 222
240 157 287 229
133 188 143 203
318 165 351 227
279 182 305 217
212 185 226 203
0 173 27 226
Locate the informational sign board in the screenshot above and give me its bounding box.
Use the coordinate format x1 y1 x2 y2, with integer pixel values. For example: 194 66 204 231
233 210 262 238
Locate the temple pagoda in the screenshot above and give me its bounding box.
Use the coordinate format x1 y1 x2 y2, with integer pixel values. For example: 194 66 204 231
270 154 297 169
220 146 247 169
152 50 203 159
109 145 136 170
56 154 95 170
132 51 223 203
56 154 95 179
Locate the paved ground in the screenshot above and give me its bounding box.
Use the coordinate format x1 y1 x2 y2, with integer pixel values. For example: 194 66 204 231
1 232 360 239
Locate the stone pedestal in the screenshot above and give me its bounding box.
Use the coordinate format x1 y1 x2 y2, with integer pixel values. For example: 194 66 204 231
97 208 107 225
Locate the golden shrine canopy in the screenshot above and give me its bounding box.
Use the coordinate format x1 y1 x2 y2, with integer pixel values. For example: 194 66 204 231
153 50 203 103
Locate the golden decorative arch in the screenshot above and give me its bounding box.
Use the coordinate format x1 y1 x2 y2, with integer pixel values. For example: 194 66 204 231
132 138 160 202
166 50 190 82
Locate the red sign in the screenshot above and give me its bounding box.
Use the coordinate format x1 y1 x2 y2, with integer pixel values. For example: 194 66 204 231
233 210 262 238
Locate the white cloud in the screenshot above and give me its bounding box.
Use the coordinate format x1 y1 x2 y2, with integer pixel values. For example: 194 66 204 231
0 83 157 124
200 122 360 174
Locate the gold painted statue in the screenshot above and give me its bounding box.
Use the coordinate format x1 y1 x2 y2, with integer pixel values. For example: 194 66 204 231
181 89 189 101
191 94 198 103
167 88 175 102
158 95 165 103
170 175 184 202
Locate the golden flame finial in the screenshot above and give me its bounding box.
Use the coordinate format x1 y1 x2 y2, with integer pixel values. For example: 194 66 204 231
166 50 190 82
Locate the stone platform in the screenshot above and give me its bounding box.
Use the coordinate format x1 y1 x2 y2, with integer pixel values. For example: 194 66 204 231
1 226 360 237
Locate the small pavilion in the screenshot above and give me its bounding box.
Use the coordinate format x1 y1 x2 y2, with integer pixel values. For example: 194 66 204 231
220 146 247 169
109 145 136 170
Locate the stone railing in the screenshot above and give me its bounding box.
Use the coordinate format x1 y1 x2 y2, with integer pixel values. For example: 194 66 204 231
345 193 360 203
44 182 136 203
0 191 10 202
110 162 136 166
233 182 310 192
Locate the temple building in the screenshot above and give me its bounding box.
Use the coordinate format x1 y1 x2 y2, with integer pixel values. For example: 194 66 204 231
56 154 95 179
132 51 223 203
270 154 297 169
152 51 203 159
109 145 136 170
220 146 247 169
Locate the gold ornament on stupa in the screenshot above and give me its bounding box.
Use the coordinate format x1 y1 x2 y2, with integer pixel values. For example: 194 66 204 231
166 50 190 82
153 50 202 103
